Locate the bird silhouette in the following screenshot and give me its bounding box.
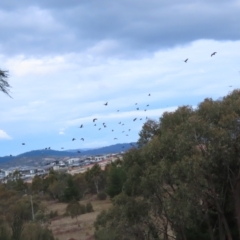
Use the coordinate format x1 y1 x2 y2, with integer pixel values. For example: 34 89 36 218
211 52 217 57
126 134 128 136
61 147 64 149
117 110 119 112
122 131 125 133
119 122 121 124
112 129 114 131
133 118 137 121
72 138 76 141
135 103 137 105
229 85 233 87
122 124 124 126
93 118 97 122
114 138 117 140
99 128 101 130
184 58 188 63
144 109 146 111
81 138 84 141
146 104 149 107
22 143 25 145
79 124 83 128
136 108 139 110
78 151 81 153
104 125 106 128
94 124 96 126
104 102 108 106
140 118 142 120
129 129 131 131
148 93 151 96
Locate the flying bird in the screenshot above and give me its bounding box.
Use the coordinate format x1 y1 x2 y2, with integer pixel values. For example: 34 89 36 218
146 104 149 107
133 118 137 121
81 138 84 141
135 103 137 105
72 138 76 141
136 108 139 110
78 151 81 153
79 124 83 128
104 102 108 106
144 109 146 111
148 93 151 96
61 147 64 149
22 143 25 145
114 138 117 140
99 128 101 130
93 118 97 122
112 129 114 131
229 85 233 87
94 124 96 126
122 131 125 133
117 110 119 112
140 118 142 120
119 122 121 124
129 129 131 131
184 58 188 63
211 52 217 57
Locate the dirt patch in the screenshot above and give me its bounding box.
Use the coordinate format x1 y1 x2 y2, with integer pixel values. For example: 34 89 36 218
46 197 112 240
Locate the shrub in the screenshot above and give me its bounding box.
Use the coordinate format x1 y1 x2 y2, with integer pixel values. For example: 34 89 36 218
97 191 107 200
80 204 86 214
86 202 94 213
48 210 58 219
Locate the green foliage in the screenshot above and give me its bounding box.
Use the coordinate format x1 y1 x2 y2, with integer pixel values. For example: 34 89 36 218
65 199 81 219
48 210 58 219
85 202 94 213
106 163 126 198
94 90 240 240
21 222 56 240
62 176 80 202
97 191 107 200
85 164 106 194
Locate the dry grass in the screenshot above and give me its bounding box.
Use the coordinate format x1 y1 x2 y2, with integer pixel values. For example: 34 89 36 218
46 196 112 240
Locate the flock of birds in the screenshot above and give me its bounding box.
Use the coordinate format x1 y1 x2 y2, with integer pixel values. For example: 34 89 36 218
9 51 236 157
19 93 152 155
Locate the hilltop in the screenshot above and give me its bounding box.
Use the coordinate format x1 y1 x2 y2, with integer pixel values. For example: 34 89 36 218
0 142 137 168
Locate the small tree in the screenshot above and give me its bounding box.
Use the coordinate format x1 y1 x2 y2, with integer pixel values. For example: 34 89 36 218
65 199 81 227
86 202 94 213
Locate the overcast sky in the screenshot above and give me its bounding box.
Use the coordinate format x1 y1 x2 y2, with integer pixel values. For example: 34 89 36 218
0 0 240 156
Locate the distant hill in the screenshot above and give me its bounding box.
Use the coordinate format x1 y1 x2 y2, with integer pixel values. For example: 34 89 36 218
0 143 137 169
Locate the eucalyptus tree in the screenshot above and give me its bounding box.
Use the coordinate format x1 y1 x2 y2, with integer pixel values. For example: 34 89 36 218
0 69 12 97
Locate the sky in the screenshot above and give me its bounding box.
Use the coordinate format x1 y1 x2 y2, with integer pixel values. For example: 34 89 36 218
0 0 240 156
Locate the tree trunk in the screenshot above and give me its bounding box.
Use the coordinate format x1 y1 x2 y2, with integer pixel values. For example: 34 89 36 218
206 211 215 240
218 214 225 240
234 179 240 239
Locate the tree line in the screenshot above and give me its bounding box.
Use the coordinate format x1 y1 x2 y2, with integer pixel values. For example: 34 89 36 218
94 90 240 240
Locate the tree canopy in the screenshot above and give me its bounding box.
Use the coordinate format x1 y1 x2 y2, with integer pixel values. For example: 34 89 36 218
94 89 240 240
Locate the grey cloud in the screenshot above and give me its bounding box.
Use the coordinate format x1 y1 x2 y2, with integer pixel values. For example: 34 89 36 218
0 0 239 57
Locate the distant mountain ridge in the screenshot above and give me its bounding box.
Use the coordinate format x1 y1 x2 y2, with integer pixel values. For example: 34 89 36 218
0 142 137 168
